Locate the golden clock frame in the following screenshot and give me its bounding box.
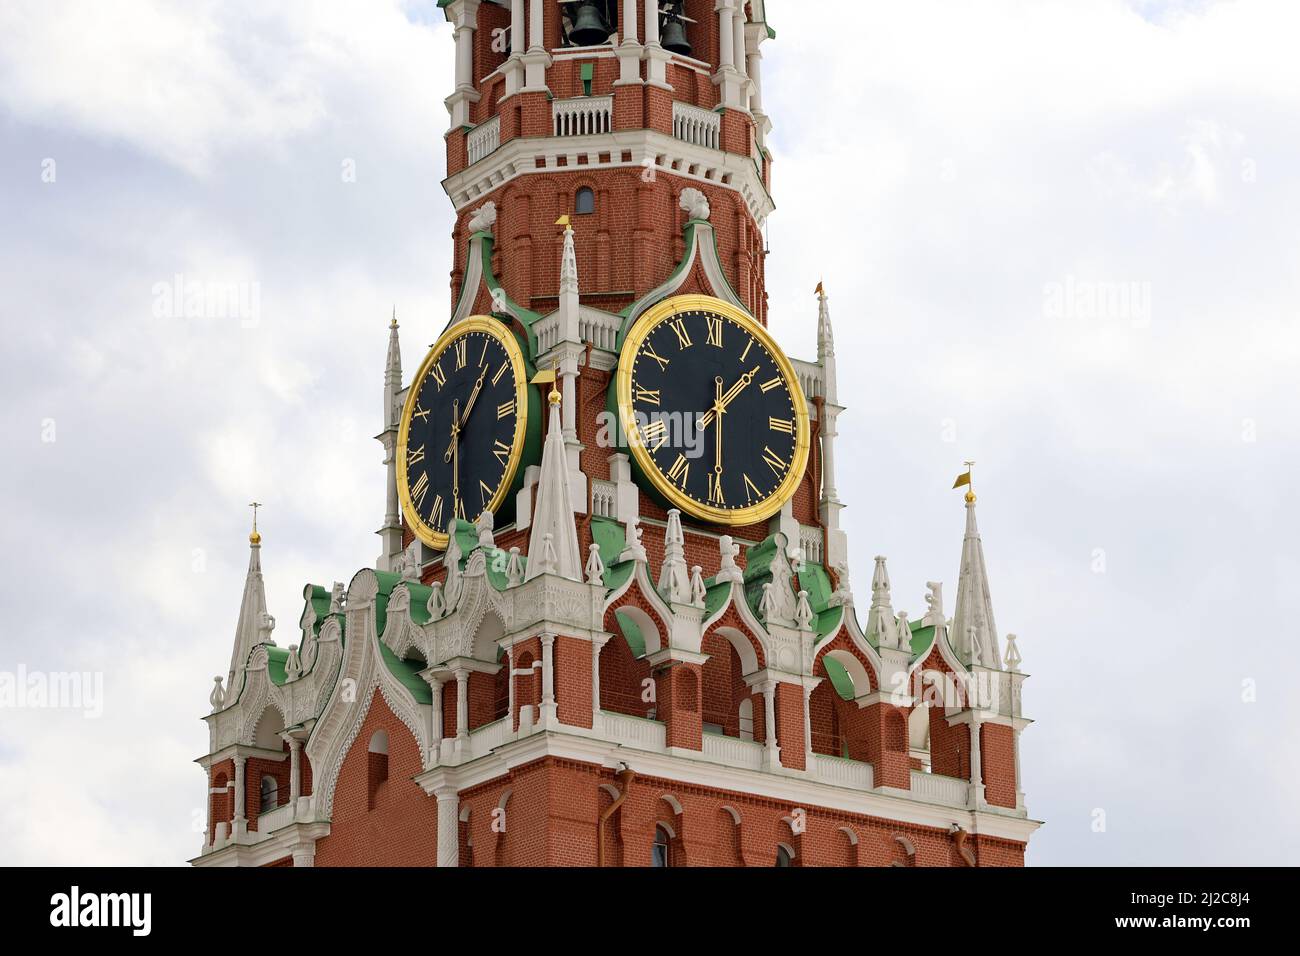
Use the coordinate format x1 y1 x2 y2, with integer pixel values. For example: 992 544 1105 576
397 315 530 551
615 294 811 527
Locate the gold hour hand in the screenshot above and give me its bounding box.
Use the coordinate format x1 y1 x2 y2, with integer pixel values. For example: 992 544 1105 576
700 366 760 429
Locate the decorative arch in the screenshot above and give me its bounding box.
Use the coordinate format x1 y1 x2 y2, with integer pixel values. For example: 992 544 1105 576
251 704 286 751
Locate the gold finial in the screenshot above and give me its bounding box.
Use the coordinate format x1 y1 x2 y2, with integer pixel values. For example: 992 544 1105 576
555 214 571 228
815 280 825 297
249 501 263 545
952 462 976 502
390 306 397 330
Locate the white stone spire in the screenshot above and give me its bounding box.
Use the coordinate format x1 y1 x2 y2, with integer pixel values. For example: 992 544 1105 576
377 309 404 570
226 510 274 702
525 390 583 582
816 284 846 569
658 509 691 604
952 495 1001 668
865 555 900 649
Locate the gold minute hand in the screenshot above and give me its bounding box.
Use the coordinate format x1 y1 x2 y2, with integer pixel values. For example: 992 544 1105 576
444 368 487 463
699 366 761 429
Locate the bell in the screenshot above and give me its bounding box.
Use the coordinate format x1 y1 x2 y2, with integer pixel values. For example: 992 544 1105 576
569 1 611 47
660 15 691 56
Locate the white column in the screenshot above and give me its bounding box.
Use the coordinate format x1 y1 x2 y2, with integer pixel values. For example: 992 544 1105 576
292 844 316 867
761 681 778 751
232 754 247 837
1013 726 1025 811
645 0 661 45
511 0 525 54
623 0 639 43
717 0 735 71
591 637 608 717
429 677 444 762
455 668 470 752
732 7 746 75
204 779 214 847
455 22 474 89
561 367 577 443
506 644 517 727
435 786 460 867
288 737 302 805
802 685 814 762
969 717 986 808
528 0 544 51
822 408 839 503
747 49 764 111
540 632 557 723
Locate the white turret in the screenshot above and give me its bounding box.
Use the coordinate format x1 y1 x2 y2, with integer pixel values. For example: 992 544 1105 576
525 389 583 582
816 285 847 569
951 492 1001 668
377 309 405 571
225 508 273 704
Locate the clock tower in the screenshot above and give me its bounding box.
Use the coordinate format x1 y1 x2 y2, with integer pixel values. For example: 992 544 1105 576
194 1 1040 868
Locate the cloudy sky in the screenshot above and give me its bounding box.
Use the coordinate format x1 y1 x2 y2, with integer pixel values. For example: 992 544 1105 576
1 0 1296 866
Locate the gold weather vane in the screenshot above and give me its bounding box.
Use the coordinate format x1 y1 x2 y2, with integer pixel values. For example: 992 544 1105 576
952 462 976 503
531 367 561 404
815 280 824 296
555 215 571 228
249 501 263 544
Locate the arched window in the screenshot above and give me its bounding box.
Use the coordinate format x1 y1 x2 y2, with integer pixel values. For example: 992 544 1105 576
367 730 389 810
776 844 794 867
651 825 673 867
575 187 595 215
259 775 278 813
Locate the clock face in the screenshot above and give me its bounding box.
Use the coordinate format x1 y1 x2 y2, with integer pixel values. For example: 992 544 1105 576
397 317 529 550
616 295 810 525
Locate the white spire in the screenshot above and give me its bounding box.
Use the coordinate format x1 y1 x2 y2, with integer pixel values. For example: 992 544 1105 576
557 222 580 344
658 509 691 604
865 555 899 648
525 390 583 582
952 496 1000 667
817 285 835 361
378 310 404 570
384 307 402 425
226 511 274 702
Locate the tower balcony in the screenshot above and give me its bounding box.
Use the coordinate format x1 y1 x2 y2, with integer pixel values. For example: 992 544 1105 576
466 115 501 166
552 95 613 137
671 101 721 151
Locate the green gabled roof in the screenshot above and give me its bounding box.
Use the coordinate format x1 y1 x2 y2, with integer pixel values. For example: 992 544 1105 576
404 582 433 625
372 570 403 638
822 654 856 701
379 641 433 705
604 559 636 592
590 516 626 575
909 620 936 658
704 579 732 617
613 609 647 658
302 584 331 635
265 646 289 686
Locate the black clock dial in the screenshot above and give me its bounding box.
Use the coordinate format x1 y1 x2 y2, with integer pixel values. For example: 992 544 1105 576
624 305 806 520
399 322 525 546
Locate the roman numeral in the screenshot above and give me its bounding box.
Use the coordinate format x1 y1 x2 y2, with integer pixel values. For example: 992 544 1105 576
493 439 511 467
743 473 761 503
454 339 468 369
769 417 794 434
428 492 443 527
407 444 425 466
497 399 516 419
740 338 755 362
430 363 446 390
478 337 489 367
762 445 787 476
412 404 430 422
492 360 509 386
670 318 692 349
411 473 430 510
666 454 690 488
456 497 468 520
760 376 782 393
635 386 661 406
479 480 494 507
706 315 723 348
708 472 726 504
641 419 667 451
642 343 670 372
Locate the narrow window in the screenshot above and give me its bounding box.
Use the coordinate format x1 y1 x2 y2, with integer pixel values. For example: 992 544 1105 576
776 845 794 867
651 825 672 867
575 187 595 216
367 730 389 810
259 775 278 813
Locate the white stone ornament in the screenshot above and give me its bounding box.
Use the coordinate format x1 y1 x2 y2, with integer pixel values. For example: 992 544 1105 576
1004 633 1022 672
399 541 421 583
468 200 498 234
716 535 743 584
619 517 647 563
540 532 559 576
923 581 944 626
257 611 277 644
795 589 814 630
585 543 606 586
506 547 524 587
658 509 691 604
689 565 707 608
759 582 776 621
285 644 302 681
477 509 496 549
679 187 710 221
828 560 852 607
329 581 345 614
209 676 226 712
895 612 911 653
761 533 797 624
427 581 446 620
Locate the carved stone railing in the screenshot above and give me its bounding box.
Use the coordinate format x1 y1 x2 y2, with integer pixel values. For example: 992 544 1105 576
467 115 501 165
909 770 969 808
579 311 621 351
791 358 825 403
591 479 617 519
702 731 764 770
597 710 667 750
553 96 613 137
798 526 824 566
673 101 721 150
256 801 295 834
811 753 874 789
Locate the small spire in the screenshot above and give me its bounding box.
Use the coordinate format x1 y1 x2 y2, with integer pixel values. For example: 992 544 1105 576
248 501 262 546
390 304 398 329
658 509 691 604
227 504 272 700
525 388 582 582
952 490 1000 668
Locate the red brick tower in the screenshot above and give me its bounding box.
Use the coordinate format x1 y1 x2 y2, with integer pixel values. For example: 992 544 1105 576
193 1 1039 868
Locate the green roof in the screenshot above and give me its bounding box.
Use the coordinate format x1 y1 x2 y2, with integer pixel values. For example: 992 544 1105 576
614 609 646 658
379 641 432 704
265 646 289 686
822 654 856 701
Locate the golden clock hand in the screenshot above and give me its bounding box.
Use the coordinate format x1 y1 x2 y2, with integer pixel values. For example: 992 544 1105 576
444 368 487 463
699 366 761 429
450 398 461 509
713 376 724 498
